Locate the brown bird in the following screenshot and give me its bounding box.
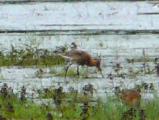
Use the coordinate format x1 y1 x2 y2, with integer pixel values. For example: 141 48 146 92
59 49 104 78
115 87 141 108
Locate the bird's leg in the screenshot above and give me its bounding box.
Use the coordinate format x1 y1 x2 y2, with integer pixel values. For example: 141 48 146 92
97 67 104 78
100 70 104 78
65 62 72 78
77 65 80 77
85 66 89 78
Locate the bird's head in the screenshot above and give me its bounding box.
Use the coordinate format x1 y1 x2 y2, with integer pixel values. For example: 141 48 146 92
94 58 104 78
95 58 102 71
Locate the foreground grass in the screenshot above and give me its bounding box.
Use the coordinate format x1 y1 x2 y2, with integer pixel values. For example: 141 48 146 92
38 87 159 120
1 84 159 120
0 96 48 120
93 98 159 120
144 98 159 120
2 95 159 120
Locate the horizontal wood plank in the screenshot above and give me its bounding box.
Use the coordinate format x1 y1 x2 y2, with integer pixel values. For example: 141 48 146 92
0 1 158 32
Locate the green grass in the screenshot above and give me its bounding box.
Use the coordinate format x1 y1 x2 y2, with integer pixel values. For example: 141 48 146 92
126 56 156 63
54 67 88 78
143 98 159 120
1 82 159 120
1 92 159 120
55 69 78 77
93 102 127 120
0 96 49 120
0 49 65 67
36 86 159 120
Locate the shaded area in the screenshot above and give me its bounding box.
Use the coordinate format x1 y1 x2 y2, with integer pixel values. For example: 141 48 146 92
1 29 159 35
0 0 153 4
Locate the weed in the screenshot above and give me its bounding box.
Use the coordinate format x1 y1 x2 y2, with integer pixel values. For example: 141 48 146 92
0 83 158 119
0 45 65 67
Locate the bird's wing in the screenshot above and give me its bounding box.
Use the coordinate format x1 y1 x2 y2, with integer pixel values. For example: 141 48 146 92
65 50 84 59
67 50 83 56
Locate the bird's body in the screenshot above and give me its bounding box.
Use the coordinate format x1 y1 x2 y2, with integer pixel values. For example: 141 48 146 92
65 50 95 66
115 87 143 119
119 89 141 107
115 87 141 108
59 49 103 78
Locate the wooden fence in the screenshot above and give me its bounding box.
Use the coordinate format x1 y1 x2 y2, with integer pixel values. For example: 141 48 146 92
0 1 159 58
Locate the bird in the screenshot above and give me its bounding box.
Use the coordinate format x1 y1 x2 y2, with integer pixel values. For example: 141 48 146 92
114 87 141 108
58 49 104 78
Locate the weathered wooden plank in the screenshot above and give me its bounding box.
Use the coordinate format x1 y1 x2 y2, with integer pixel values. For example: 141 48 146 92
0 1 158 32
0 0 153 4
0 33 159 58
0 29 159 35
0 0 61 3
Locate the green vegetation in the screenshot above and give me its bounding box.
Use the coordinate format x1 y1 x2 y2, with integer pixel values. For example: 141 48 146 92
126 56 157 63
54 68 88 78
0 84 159 120
36 86 159 120
144 98 159 120
0 96 49 120
55 69 78 77
0 46 65 67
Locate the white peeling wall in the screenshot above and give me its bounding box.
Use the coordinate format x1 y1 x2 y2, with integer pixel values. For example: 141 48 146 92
0 1 158 30
0 33 159 58
0 1 159 58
